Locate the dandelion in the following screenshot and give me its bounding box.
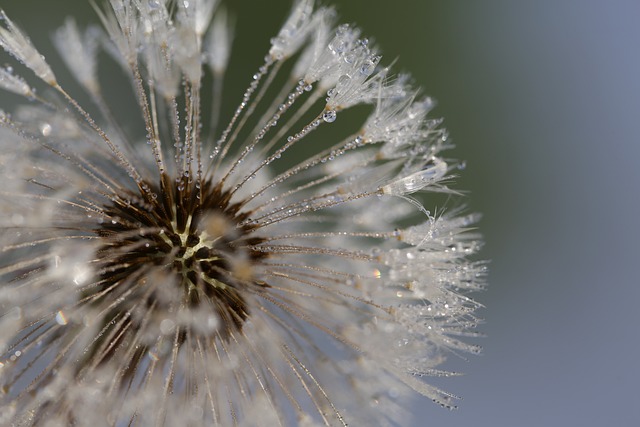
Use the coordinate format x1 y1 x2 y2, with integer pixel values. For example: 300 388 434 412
0 1 486 426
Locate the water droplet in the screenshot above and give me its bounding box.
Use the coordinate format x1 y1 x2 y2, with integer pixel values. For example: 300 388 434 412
39 123 52 136
338 74 351 86
329 39 347 54
360 59 376 76
55 311 68 326
323 110 337 123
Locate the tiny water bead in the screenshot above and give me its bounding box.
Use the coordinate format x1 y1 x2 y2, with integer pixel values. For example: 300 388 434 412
323 109 337 123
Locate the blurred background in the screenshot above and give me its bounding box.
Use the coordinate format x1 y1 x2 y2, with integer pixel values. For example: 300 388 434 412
2 0 639 426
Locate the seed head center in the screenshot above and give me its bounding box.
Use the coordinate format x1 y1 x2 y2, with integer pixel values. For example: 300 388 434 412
166 216 229 292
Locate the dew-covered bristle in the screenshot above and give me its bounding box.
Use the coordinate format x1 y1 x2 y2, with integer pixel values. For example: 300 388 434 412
0 1 485 425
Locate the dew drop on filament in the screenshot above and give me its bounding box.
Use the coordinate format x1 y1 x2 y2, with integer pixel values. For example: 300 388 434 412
40 123 52 136
323 110 337 123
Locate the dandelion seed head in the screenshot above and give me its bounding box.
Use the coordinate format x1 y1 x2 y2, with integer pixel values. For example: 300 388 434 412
0 1 485 425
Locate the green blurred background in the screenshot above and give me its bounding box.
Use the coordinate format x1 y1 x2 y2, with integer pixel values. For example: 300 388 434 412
2 0 639 425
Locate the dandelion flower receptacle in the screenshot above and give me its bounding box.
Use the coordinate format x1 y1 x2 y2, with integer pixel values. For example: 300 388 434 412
0 1 486 425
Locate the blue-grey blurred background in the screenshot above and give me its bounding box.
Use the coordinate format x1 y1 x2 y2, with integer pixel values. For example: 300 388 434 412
2 1 639 426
